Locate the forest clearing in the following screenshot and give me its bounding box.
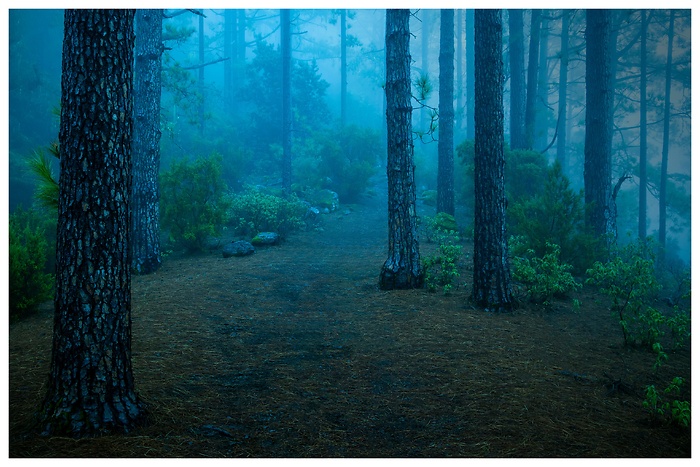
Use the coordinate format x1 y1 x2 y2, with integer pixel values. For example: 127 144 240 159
9 193 691 457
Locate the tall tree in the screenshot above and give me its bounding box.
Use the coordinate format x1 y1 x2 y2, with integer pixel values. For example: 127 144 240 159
584 9 615 245
524 9 541 149
472 9 514 311
38 9 146 437
132 9 163 275
536 10 550 151
198 11 205 136
420 9 432 132
638 10 648 240
455 9 464 141
658 9 675 263
340 9 347 126
281 9 292 195
555 10 570 170
379 9 422 290
508 9 526 149
437 8 455 216
465 9 475 140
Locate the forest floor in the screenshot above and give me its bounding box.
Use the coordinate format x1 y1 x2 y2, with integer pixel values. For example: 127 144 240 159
8 181 692 458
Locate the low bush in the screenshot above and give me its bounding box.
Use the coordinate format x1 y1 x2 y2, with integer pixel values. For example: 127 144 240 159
229 187 307 238
160 153 232 252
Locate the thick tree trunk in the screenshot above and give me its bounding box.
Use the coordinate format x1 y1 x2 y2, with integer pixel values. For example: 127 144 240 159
556 10 569 171
524 9 541 150
281 9 292 195
465 9 475 141
39 9 146 437
508 9 526 150
472 9 514 312
437 9 455 216
132 9 163 275
584 9 615 246
379 9 422 290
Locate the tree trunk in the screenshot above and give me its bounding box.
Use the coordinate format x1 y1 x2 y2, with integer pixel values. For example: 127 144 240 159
638 10 648 240
658 9 675 264
281 9 292 195
584 9 615 246
465 9 475 141
420 9 431 132
379 9 422 290
39 9 146 437
525 9 541 150
508 9 526 149
198 12 205 136
536 10 550 152
437 9 455 216
224 9 234 112
455 9 463 142
556 10 569 171
340 9 347 126
472 9 514 312
132 9 163 275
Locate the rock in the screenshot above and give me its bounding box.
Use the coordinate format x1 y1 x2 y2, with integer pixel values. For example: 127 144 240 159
222 240 255 258
251 232 280 246
304 207 321 230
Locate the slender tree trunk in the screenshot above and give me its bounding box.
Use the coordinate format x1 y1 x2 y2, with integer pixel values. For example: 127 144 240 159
340 9 347 126
536 10 550 152
437 9 455 216
198 12 205 136
380 9 422 290
556 10 570 170
131 9 163 275
659 9 675 264
508 9 526 149
455 9 464 142
39 9 146 437
525 9 541 150
638 10 648 240
224 9 233 112
420 9 431 132
472 9 513 312
281 9 292 195
465 9 475 141
584 9 615 246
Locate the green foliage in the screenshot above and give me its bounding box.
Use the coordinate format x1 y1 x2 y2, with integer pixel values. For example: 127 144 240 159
9 207 54 319
420 214 462 294
228 187 307 238
643 377 691 427
294 125 381 202
511 241 581 306
585 240 663 348
509 161 598 274
26 143 60 210
160 154 232 252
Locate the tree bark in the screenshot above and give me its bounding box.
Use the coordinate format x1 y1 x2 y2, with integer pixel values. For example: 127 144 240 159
465 9 475 141
281 9 292 195
555 10 570 171
132 9 163 275
638 10 648 240
39 9 146 437
508 9 526 150
437 9 455 216
455 9 464 141
584 9 615 246
472 9 514 312
379 9 422 290
536 10 550 152
658 9 675 264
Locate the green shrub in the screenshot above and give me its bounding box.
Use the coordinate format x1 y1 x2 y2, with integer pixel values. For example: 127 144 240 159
160 153 232 252
420 212 458 244
511 241 581 306
422 228 463 294
643 377 691 428
229 187 307 238
586 240 662 348
9 208 54 319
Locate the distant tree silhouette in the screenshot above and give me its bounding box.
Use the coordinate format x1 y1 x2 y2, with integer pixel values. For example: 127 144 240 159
437 8 455 216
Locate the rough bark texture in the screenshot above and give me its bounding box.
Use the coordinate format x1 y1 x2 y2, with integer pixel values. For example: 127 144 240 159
437 8 455 216
39 9 146 437
132 9 162 275
508 9 526 150
281 9 292 195
379 9 422 290
472 9 514 312
584 9 615 245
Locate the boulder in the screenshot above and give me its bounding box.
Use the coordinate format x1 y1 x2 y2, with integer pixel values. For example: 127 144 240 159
251 232 280 246
222 240 255 258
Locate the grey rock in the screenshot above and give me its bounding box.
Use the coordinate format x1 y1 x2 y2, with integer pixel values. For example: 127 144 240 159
222 240 255 258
